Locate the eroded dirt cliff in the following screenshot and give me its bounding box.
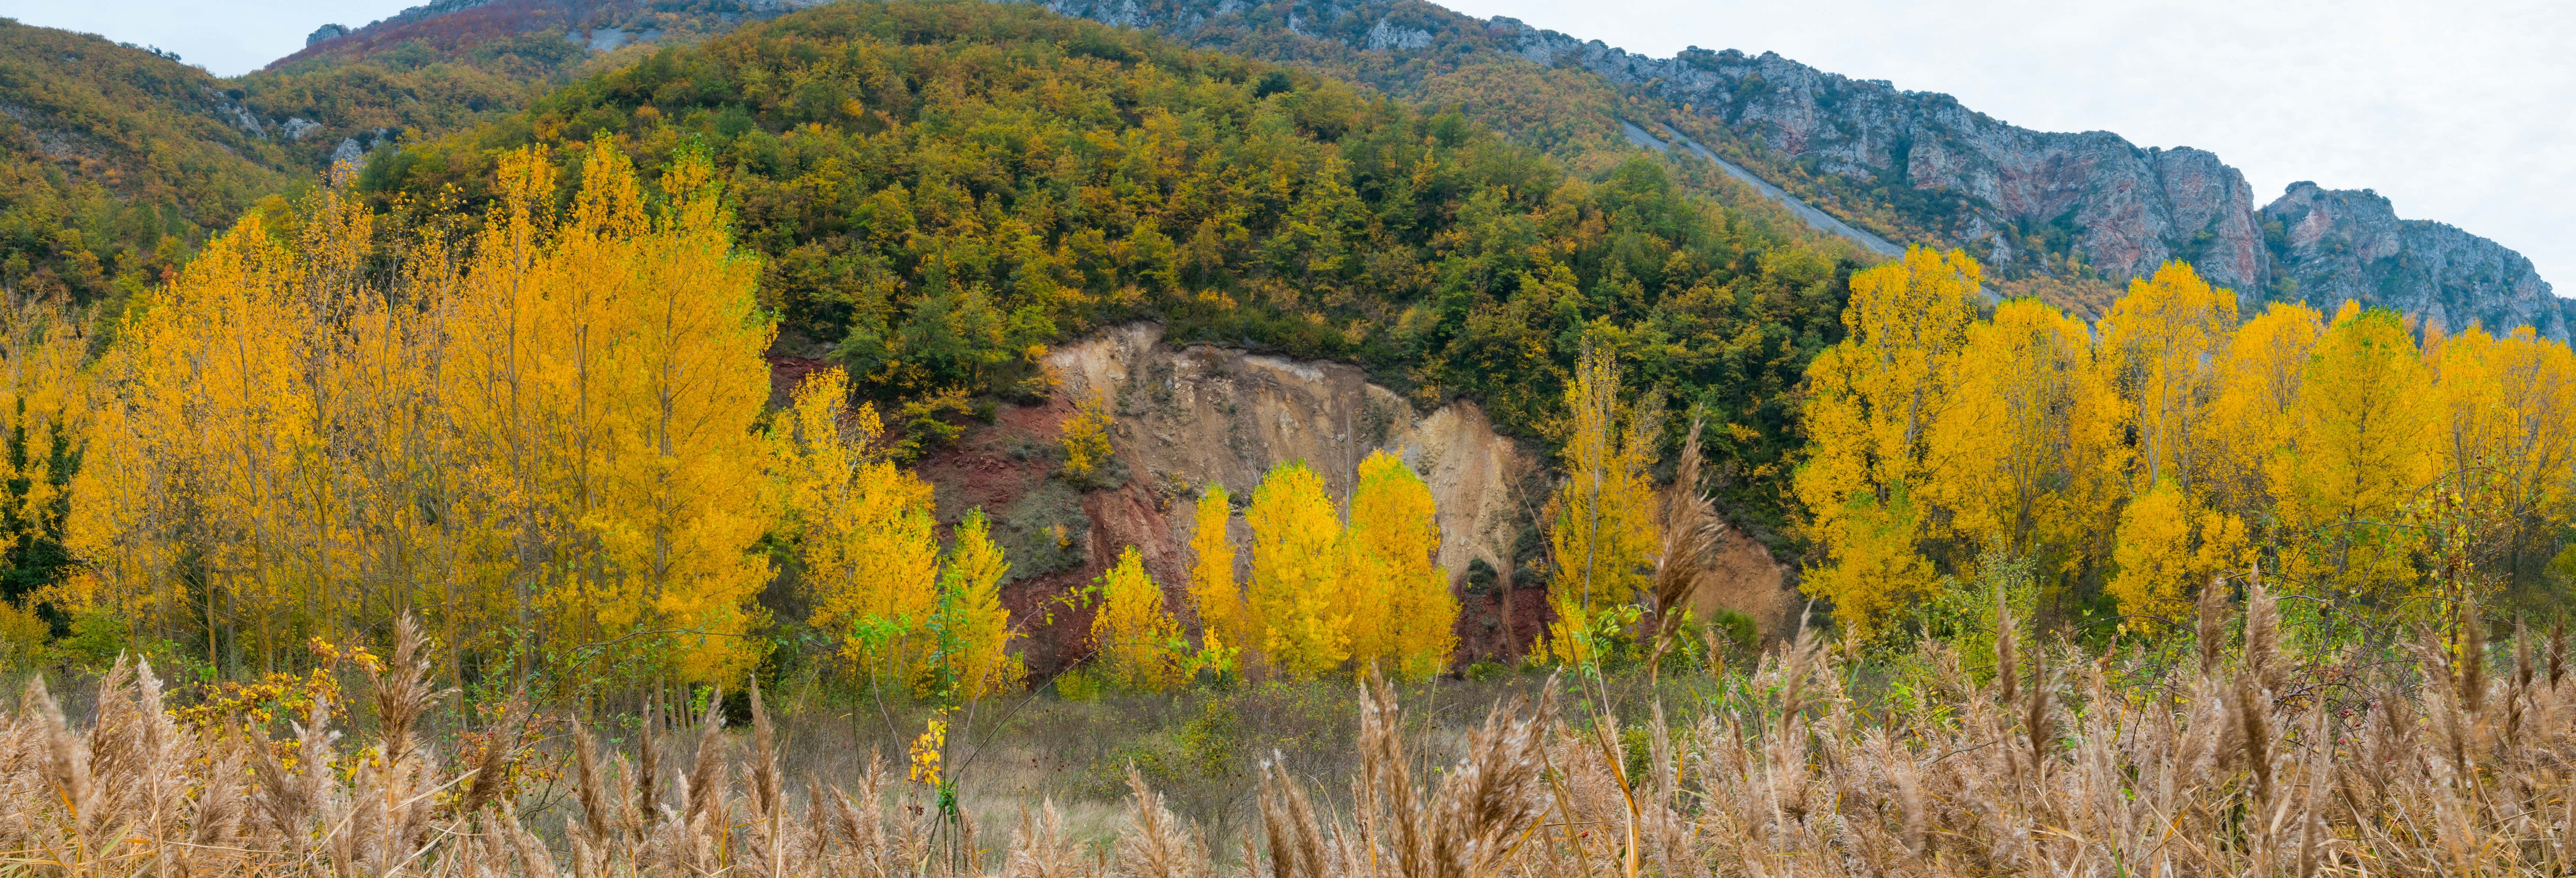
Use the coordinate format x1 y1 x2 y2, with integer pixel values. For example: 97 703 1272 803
908 323 1800 675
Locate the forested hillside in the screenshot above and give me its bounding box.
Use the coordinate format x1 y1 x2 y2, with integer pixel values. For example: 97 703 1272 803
0 22 300 302
1034 0 2573 336
363 1 1859 530
232 0 804 174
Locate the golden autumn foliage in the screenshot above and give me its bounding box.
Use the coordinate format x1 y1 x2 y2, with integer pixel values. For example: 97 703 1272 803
68 142 777 681
1794 246 1980 639
1801 252 2576 637
1543 344 1662 660
1345 450 1459 681
2101 262 2237 491
1186 483 1245 662
2107 480 2250 628
1245 461 1349 680
1059 391 1115 483
937 508 1022 699
776 367 942 690
1802 487 1938 644
1221 456 1463 681
2426 325 2576 572
1925 297 2123 571
0 299 85 611
450 144 778 683
2201 302 2326 513
2268 305 2440 605
1088 545 1181 694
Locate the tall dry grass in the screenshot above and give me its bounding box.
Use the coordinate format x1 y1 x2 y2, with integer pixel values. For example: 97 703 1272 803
1 588 2571 876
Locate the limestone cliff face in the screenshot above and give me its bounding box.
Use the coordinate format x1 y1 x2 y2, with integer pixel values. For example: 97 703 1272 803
1026 0 2567 337
2262 182 2568 338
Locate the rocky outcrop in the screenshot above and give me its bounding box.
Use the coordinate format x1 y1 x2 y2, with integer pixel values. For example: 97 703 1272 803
1046 323 1538 590
1022 0 2567 338
2263 183 2567 338
905 323 1804 668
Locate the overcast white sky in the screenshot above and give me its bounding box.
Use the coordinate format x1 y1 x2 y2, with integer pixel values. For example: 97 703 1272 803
8 0 2569 294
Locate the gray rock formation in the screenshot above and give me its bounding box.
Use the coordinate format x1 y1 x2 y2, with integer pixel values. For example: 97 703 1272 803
329 137 367 170
1021 0 2568 338
2263 183 2568 338
1364 17 1430 51
306 24 349 46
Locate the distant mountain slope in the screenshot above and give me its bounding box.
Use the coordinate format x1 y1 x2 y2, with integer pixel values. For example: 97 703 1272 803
0 20 298 301
1028 0 2572 337
273 0 807 70
1619 119 1900 258
226 0 821 177
2262 182 2564 338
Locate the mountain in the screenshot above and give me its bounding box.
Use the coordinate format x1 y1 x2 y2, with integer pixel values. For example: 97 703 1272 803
1025 0 2573 337
227 0 824 178
2262 182 2566 338
0 20 299 301
276 0 809 69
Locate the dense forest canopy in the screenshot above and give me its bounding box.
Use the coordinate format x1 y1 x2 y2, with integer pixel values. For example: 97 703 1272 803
363 1 1860 535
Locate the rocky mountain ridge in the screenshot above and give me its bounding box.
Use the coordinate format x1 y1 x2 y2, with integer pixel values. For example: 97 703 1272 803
1029 0 2571 337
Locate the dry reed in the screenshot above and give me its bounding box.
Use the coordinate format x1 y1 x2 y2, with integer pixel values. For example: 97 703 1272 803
0 599 2566 877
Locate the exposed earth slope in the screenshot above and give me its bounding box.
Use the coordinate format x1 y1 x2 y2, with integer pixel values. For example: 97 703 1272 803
909 323 1801 672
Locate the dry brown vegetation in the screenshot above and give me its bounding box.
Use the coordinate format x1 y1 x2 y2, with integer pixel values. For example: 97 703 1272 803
2 585 2572 877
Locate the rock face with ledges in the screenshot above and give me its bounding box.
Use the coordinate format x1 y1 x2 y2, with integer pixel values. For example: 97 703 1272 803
2263 183 2568 337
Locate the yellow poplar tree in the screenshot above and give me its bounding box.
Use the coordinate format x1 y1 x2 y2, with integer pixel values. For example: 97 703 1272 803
69 141 780 681
1925 298 2124 571
2107 480 2251 627
1544 343 1661 663
939 508 1022 699
1061 391 1114 481
1794 246 1979 638
445 142 776 681
1089 545 1181 693
68 191 361 665
2202 303 2326 519
1246 460 1348 679
2427 326 2576 575
775 367 942 689
0 299 88 638
1186 483 1246 658
2269 304 2438 606
2101 262 2236 491
1346 450 1457 680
